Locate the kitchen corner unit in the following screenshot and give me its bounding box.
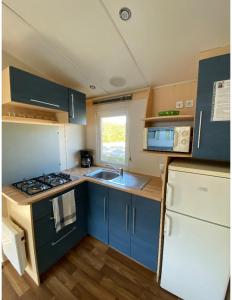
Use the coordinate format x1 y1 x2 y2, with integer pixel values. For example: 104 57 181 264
3 167 162 285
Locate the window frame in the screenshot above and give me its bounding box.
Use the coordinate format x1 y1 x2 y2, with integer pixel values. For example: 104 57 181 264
96 110 129 168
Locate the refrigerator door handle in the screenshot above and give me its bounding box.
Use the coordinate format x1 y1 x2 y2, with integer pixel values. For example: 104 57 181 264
164 214 172 236
166 183 174 206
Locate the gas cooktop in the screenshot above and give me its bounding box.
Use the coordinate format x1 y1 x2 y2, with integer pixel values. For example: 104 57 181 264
12 172 72 195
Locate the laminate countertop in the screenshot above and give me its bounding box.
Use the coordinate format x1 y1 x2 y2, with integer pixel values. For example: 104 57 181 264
2 167 162 205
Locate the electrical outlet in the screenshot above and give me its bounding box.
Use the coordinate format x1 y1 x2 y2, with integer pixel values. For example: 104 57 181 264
176 101 184 109
185 99 193 108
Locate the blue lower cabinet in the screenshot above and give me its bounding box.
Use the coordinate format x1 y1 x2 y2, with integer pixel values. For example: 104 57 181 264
34 181 161 274
108 188 131 256
75 182 88 239
130 195 160 271
34 183 87 274
87 182 109 244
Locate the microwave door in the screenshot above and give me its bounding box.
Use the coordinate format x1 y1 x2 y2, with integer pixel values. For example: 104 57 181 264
147 128 174 151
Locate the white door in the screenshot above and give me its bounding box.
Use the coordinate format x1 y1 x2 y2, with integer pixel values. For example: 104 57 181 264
166 170 230 226
161 211 230 300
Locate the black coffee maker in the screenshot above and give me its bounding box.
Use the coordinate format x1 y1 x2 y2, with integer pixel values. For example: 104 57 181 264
80 150 93 168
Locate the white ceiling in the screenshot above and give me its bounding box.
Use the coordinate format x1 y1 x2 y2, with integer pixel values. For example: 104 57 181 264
2 0 229 97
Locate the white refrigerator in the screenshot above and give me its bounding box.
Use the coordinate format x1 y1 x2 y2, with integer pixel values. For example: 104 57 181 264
160 161 230 300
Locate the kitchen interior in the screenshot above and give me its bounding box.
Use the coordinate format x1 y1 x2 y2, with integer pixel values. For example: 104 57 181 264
1 1 230 300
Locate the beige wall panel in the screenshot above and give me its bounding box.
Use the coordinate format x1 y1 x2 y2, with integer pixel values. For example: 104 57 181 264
152 81 197 117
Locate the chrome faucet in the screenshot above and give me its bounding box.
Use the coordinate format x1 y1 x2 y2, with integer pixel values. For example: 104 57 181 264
105 164 124 176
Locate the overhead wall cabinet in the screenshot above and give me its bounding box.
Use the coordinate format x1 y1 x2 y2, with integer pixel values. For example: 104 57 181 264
192 52 230 161
4 66 69 111
2 66 86 126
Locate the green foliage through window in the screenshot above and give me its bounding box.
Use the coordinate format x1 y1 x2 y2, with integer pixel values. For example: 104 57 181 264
100 115 127 165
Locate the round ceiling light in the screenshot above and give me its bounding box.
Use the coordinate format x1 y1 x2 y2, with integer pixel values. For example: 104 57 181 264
119 7 131 21
109 77 126 87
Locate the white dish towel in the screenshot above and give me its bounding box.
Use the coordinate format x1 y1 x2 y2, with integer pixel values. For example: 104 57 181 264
52 190 76 233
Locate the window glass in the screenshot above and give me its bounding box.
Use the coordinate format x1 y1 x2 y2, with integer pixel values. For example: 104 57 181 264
100 115 127 165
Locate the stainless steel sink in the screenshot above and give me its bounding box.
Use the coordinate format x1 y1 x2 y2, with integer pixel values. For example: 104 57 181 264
110 172 150 190
85 169 120 181
85 169 150 190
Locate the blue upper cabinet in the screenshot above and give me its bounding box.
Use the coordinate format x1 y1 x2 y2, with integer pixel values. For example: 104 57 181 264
87 182 109 244
108 188 131 256
69 89 86 125
130 195 160 271
8 66 69 111
192 54 230 161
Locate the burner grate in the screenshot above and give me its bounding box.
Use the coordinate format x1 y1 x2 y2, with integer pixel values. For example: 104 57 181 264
12 172 72 195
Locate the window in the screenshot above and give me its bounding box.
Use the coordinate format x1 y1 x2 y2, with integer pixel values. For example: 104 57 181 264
97 113 128 166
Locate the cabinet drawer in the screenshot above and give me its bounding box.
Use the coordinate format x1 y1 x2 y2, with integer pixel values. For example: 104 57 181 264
32 186 81 221
36 224 80 274
34 216 78 249
32 198 53 221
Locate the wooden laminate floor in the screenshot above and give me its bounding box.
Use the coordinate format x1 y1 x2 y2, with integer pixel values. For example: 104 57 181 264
2 236 177 300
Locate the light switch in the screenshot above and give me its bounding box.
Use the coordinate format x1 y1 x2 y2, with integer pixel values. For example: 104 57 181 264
176 101 184 109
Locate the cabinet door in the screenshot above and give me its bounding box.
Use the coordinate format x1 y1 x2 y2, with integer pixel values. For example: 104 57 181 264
69 89 86 125
108 188 131 256
131 195 160 271
161 211 230 300
10 66 69 111
192 54 230 161
87 182 108 244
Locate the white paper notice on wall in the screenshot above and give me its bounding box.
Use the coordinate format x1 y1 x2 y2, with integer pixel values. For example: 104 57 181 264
211 79 230 122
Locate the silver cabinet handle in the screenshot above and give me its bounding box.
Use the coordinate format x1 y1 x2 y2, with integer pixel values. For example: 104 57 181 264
71 94 75 119
103 197 106 222
125 204 129 232
51 226 76 246
30 98 60 108
132 207 136 235
197 110 203 149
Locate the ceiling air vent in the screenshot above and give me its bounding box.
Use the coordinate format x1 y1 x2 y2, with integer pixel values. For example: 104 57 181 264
93 94 132 105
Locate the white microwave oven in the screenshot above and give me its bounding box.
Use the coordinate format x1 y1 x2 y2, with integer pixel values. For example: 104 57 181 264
143 126 192 153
